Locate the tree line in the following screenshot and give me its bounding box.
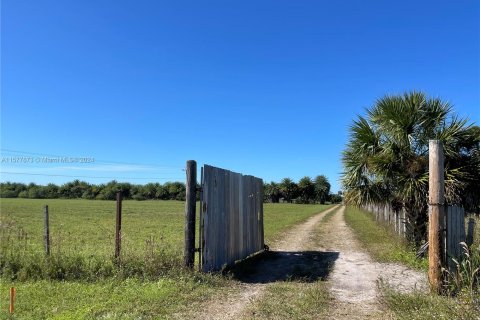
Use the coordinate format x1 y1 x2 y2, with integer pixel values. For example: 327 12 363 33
0 180 186 201
0 175 342 204
264 175 342 204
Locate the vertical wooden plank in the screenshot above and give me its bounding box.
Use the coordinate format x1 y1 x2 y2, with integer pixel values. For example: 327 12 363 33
223 169 230 266
202 165 212 271
254 178 259 251
248 176 255 254
232 172 238 261
225 171 235 265
199 166 204 271
214 167 221 271
428 140 445 293
244 174 249 258
446 206 453 272
245 175 250 255
259 179 265 249
202 166 208 272
238 173 244 260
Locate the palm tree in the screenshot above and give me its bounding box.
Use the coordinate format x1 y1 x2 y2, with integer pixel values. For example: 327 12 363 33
264 182 281 203
314 175 331 204
342 91 477 245
280 178 298 203
298 176 315 203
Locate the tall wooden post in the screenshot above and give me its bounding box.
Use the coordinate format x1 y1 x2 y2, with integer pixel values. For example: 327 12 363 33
9 287 15 314
115 192 122 259
44 205 50 255
184 160 197 268
429 140 445 293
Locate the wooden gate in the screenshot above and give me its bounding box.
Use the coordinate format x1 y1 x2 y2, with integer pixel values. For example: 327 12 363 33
200 165 264 272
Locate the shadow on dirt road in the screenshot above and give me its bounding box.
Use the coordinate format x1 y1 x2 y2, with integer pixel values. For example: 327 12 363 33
228 250 339 284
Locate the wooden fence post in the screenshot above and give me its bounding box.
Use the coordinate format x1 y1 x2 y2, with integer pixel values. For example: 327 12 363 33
9 287 15 314
184 160 197 268
429 140 445 293
44 205 50 255
115 192 122 259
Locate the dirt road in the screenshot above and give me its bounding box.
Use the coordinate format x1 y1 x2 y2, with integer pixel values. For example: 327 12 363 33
324 206 427 319
179 205 427 319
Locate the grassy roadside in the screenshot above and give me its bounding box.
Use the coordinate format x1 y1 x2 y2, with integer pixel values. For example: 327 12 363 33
244 282 330 319
344 206 427 271
344 206 480 320
0 199 329 319
344 206 426 271
0 276 226 320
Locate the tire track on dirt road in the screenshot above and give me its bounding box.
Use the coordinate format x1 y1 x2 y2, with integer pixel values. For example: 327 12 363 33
322 206 428 319
177 205 427 319
178 205 340 320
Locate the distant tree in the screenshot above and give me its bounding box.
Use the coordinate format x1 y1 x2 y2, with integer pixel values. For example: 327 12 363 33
264 182 281 203
44 183 59 199
280 178 298 203
59 180 91 199
314 175 331 204
130 184 145 200
96 181 119 200
155 184 169 200
330 193 343 204
165 182 186 201
0 182 27 198
28 185 45 199
18 190 28 198
82 187 98 200
298 176 315 204
142 183 158 199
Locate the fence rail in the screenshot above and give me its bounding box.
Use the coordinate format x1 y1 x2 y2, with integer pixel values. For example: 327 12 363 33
201 165 264 272
362 203 406 236
362 202 469 273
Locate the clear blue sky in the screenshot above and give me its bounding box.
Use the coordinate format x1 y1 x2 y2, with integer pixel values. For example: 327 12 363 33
1 0 479 193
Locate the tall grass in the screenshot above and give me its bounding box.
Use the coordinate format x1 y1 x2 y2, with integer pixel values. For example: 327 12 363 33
0 199 331 281
0 199 186 281
443 215 480 298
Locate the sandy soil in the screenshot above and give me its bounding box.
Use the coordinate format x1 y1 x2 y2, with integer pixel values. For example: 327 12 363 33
177 205 428 319
324 206 427 319
180 205 340 320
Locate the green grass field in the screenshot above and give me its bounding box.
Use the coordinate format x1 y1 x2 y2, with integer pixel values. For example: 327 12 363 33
0 198 331 319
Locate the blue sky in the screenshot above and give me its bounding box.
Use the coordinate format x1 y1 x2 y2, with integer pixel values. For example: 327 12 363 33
1 0 479 193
